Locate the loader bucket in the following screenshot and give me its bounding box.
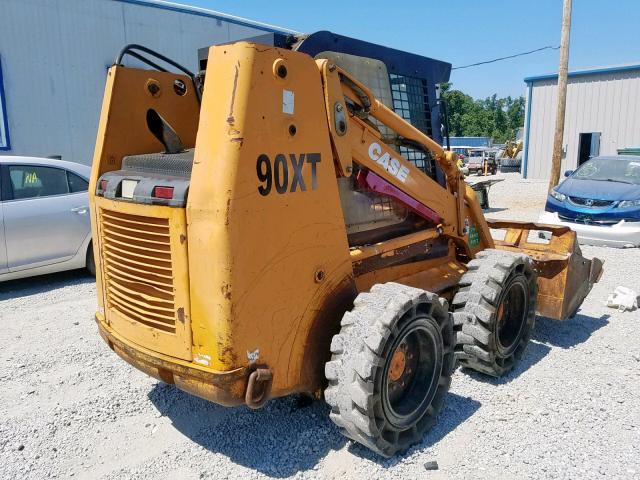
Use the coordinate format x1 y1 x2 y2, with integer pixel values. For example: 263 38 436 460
486 219 603 320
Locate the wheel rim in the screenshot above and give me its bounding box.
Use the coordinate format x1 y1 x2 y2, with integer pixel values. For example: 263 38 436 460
381 319 442 429
495 277 528 356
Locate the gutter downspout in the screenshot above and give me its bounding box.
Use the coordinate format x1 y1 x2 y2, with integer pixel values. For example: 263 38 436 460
522 81 533 179
0 55 11 151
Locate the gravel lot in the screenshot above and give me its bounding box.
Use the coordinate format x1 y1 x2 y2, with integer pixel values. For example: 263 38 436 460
1 172 639 479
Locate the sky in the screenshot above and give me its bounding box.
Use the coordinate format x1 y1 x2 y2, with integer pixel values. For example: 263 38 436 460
185 0 640 100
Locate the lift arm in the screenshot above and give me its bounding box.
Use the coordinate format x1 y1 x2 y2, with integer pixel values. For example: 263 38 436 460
317 59 494 254
316 59 601 320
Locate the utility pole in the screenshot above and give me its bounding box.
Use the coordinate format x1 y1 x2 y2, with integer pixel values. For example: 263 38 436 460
548 0 572 191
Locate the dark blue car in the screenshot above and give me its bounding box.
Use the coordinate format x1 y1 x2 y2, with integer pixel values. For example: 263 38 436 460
538 155 640 247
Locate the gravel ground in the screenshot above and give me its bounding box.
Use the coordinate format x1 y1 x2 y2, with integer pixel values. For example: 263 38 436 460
1 172 639 479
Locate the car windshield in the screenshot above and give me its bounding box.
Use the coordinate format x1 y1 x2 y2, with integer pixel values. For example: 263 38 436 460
572 158 640 185
469 151 483 158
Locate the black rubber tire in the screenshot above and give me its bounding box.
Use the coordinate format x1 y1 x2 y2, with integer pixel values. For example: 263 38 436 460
453 249 537 377
501 158 522 169
86 242 96 276
324 282 455 457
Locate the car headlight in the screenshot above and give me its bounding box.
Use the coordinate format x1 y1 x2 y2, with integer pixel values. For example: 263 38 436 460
549 189 566 202
618 199 640 208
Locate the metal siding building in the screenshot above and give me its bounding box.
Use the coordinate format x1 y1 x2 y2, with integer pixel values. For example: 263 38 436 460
0 0 291 164
522 64 640 179
449 137 492 148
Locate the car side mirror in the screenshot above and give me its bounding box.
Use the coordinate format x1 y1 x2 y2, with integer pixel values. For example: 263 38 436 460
564 170 574 177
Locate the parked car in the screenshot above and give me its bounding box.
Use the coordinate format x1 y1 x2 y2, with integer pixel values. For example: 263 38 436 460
466 148 498 175
0 156 94 281
539 155 640 247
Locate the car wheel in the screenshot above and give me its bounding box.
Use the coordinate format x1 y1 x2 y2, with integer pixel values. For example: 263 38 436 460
86 242 96 276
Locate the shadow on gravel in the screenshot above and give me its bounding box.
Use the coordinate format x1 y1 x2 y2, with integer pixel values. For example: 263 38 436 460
483 207 508 214
460 338 552 386
533 312 609 349
460 312 609 387
346 392 481 465
149 384 481 476
148 383 345 477
0 269 94 300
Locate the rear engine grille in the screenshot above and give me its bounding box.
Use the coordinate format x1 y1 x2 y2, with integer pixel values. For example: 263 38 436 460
568 196 614 208
100 210 176 333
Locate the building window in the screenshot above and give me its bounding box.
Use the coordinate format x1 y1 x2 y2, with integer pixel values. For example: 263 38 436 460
0 55 9 151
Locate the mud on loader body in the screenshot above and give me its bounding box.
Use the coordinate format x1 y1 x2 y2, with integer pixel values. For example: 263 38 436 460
90 33 602 456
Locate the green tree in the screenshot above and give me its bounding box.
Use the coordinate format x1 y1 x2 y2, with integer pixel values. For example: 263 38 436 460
440 83 525 143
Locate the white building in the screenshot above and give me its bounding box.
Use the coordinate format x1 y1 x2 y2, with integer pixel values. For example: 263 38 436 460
0 0 292 163
522 63 640 179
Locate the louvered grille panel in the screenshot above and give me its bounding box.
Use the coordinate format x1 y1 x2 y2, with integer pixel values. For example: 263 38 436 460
99 209 176 333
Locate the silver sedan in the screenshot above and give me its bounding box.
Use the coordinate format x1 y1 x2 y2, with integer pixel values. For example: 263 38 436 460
0 156 93 281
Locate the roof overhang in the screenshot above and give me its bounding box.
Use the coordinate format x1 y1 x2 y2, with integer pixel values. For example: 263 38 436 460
524 63 640 83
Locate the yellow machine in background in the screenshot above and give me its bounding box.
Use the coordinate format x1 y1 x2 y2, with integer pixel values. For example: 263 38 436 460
503 139 524 159
497 138 524 170
89 34 601 456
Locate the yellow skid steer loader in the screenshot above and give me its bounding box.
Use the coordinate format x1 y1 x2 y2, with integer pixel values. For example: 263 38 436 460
89 32 602 456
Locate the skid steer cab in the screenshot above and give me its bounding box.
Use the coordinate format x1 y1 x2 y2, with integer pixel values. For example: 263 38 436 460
89 32 602 457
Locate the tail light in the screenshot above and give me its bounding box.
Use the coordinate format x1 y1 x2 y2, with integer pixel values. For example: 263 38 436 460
153 186 174 199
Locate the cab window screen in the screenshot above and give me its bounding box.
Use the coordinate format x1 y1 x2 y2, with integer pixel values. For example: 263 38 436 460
390 74 438 179
390 74 432 137
8 165 70 199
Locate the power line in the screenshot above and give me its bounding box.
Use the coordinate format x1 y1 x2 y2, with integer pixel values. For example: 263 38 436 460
452 45 560 70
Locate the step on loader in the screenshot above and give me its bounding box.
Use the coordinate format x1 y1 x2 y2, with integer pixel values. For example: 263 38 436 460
89 32 602 456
